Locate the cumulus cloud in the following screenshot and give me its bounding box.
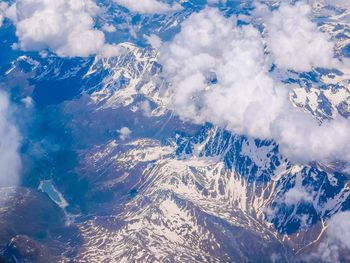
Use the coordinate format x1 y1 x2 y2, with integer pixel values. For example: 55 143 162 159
6 0 121 57
263 1 337 72
21 96 33 108
0 92 21 187
102 24 116 33
118 127 132 141
145 34 162 49
159 7 350 163
140 100 153 117
114 0 182 14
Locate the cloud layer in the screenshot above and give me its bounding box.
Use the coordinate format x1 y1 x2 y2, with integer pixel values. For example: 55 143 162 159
114 0 182 14
5 0 121 57
0 92 21 187
159 5 350 163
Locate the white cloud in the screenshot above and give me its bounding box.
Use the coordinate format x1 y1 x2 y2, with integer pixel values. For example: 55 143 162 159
207 0 227 4
7 0 122 57
102 24 116 33
140 100 152 117
118 126 132 140
278 172 312 206
0 2 8 27
313 211 350 262
0 92 21 187
264 1 337 72
114 0 182 14
159 7 350 163
21 96 33 108
327 211 350 250
283 187 312 205
145 34 162 49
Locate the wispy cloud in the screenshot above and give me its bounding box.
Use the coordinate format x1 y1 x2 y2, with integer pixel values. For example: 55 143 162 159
0 92 21 187
312 211 350 262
